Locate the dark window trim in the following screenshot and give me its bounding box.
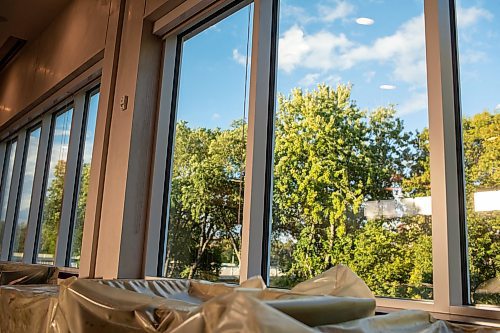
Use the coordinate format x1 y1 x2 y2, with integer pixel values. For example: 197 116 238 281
33 103 74 263
0 138 18 210
448 0 470 305
157 0 253 276
8 123 42 260
261 0 280 284
65 85 100 267
157 36 182 277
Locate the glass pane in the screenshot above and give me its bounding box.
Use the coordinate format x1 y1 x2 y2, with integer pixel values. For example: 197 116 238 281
69 91 100 268
37 108 73 264
163 5 253 282
456 0 499 306
11 128 41 261
270 0 433 299
0 140 17 255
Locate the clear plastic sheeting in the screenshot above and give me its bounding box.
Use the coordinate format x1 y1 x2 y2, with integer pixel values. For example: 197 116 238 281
56 277 193 332
316 310 498 333
291 265 374 299
51 268 375 332
0 265 497 333
0 285 59 333
0 262 59 285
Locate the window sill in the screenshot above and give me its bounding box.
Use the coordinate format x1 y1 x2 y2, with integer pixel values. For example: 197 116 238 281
376 297 500 327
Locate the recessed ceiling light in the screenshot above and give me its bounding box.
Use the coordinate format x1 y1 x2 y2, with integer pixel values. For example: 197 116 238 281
380 84 396 90
356 17 374 26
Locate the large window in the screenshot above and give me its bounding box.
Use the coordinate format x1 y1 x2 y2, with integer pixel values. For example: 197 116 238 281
69 90 100 268
456 0 499 306
146 0 498 321
0 84 100 267
10 127 41 261
0 83 100 267
269 0 433 300
162 3 253 282
36 107 73 265
0 139 17 256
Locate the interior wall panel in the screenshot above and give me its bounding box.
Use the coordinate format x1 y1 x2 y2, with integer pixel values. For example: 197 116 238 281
0 0 110 128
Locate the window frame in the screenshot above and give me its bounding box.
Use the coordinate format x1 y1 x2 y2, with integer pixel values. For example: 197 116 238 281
65 86 101 268
0 136 21 259
146 0 499 324
33 103 75 265
7 123 43 262
0 79 101 269
145 0 255 278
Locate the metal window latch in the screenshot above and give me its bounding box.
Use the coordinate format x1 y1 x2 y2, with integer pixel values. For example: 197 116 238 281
120 95 128 111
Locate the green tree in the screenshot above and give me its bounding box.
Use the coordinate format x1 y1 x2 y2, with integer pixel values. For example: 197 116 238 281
462 111 499 301
39 160 66 258
163 83 497 302
165 121 246 280
272 85 369 279
271 85 423 289
70 163 91 266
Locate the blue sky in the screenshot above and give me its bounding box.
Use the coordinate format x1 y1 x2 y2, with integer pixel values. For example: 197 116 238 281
13 92 100 239
8 1 499 235
176 0 500 132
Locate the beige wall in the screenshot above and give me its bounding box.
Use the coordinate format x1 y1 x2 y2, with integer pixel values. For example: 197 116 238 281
0 0 180 278
0 0 111 128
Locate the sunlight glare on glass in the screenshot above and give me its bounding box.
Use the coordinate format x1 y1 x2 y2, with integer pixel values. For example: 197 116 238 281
474 191 500 212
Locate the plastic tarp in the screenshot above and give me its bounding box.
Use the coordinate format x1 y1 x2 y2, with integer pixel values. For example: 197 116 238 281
0 284 59 332
0 262 58 285
0 265 497 333
49 266 375 332
316 310 499 333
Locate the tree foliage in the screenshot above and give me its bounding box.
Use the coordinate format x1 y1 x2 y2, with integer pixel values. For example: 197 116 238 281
270 85 433 298
462 112 499 302
39 160 67 258
37 84 498 302
165 121 246 280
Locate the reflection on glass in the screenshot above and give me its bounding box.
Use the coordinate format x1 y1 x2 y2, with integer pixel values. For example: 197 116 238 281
163 5 252 282
69 91 99 268
37 108 73 264
270 0 433 299
0 140 17 256
457 0 499 306
11 128 41 261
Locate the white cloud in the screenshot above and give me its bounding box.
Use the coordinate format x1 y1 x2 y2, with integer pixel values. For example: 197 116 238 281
364 71 376 83
380 84 396 90
398 92 428 116
281 1 354 25
319 1 355 23
53 128 71 138
207 24 221 32
457 6 493 28
212 113 221 120
278 25 353 73
299 73 321 86
232 49 247 66
355 17 375 25
343 15 427 86
299 73 342 87
281 5 314 24
495 104 500 111
278 26 311 72
278 14 427 88
460 49 487 64
324 74 342 85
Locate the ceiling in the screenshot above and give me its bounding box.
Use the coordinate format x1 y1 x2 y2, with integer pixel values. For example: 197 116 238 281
0 0 71 69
